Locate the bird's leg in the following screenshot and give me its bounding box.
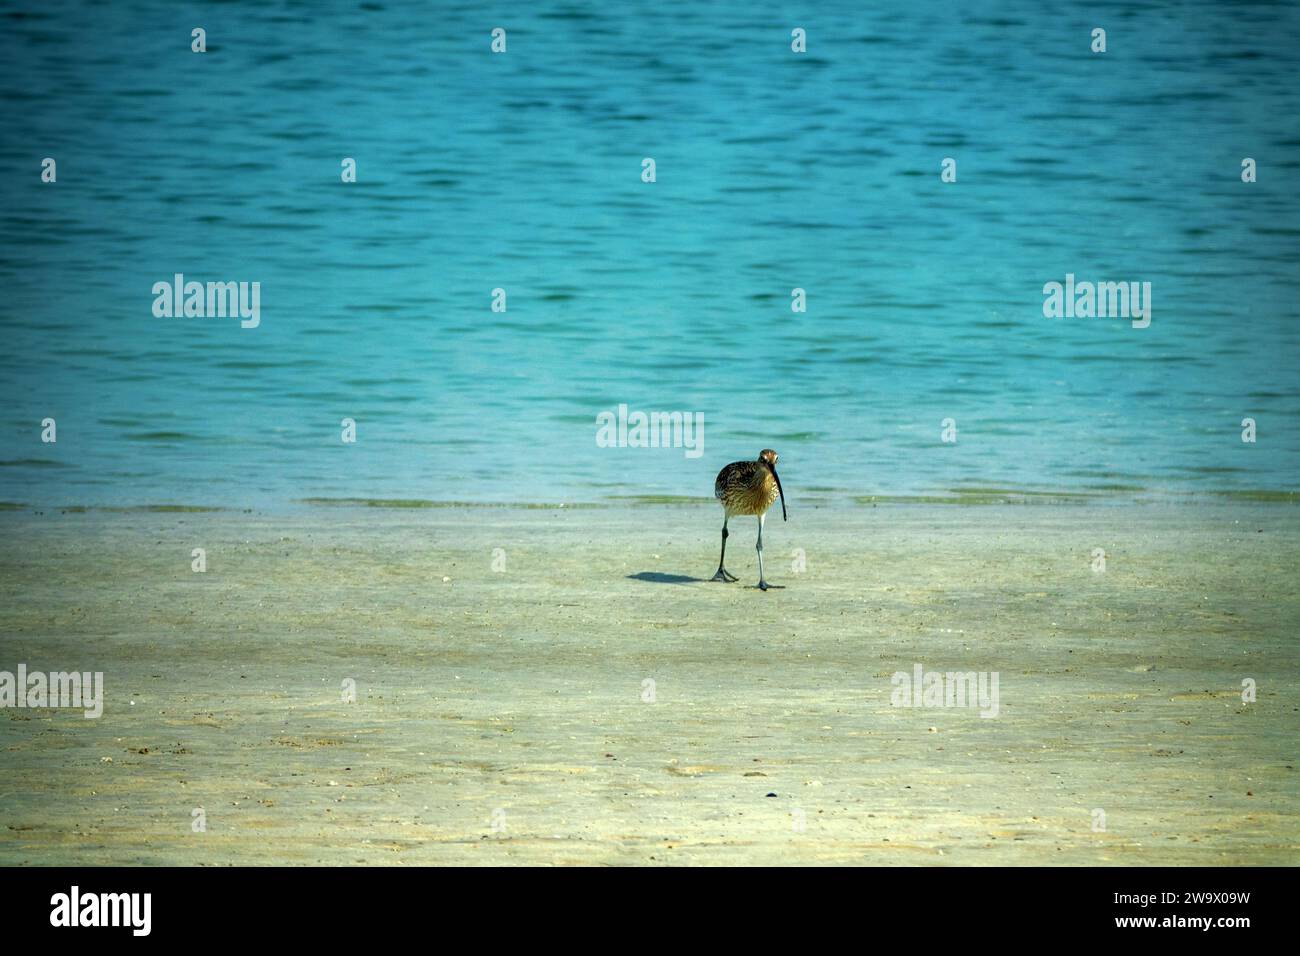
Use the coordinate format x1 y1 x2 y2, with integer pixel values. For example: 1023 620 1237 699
711 516 737 582
756 512 782 590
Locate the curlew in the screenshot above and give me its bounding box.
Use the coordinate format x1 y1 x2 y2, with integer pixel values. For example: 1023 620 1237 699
711 449 787 590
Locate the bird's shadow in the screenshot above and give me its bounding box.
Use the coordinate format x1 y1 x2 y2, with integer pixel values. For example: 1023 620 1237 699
627 571 706 584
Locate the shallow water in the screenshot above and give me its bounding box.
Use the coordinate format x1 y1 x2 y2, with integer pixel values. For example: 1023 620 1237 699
1 1 1297 507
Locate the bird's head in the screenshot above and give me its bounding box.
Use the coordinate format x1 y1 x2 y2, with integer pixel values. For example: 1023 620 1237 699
758 449 787 521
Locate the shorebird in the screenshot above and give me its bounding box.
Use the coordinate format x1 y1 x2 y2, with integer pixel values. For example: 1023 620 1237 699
712 449 787 590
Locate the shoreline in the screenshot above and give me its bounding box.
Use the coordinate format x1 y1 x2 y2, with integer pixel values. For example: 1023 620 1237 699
0 486 1295 517
1 502 1296 865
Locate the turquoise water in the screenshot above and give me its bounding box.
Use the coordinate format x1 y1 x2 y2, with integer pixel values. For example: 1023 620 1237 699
1 1 1297 507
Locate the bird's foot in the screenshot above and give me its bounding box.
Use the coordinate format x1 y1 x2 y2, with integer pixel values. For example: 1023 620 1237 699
757 581 784 591
711 568 738 583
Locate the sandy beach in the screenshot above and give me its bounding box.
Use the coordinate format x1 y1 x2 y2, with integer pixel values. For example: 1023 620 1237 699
0 500 1296 865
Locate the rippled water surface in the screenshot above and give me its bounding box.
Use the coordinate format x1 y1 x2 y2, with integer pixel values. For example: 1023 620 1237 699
1 0 1297 506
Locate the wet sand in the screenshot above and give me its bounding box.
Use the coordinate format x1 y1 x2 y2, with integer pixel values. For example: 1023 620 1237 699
0 502 1296 865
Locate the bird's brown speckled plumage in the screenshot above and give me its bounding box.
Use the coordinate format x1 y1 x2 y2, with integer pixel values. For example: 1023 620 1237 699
714 459 780 516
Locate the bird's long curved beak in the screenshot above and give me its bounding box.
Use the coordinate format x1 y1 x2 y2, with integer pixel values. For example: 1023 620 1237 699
771 467 787 521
